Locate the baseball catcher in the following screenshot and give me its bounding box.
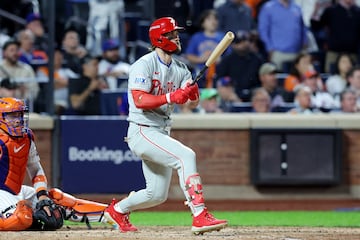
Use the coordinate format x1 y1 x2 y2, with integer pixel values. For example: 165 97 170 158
0 97 63 231
0 97 108 231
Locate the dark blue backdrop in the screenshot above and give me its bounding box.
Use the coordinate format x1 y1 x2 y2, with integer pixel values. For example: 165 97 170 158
60 116 145 194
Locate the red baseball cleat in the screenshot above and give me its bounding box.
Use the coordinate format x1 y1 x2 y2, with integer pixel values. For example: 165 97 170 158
191 208 227 235
103 199 138 232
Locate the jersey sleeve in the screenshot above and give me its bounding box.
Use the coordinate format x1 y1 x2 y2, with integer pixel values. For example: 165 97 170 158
128 59 152 92
26 140 48 195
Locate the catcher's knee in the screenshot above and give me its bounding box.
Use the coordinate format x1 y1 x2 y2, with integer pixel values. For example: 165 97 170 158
0 200 33 231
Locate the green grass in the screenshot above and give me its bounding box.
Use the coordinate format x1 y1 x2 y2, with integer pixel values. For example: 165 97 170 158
65 211 360 227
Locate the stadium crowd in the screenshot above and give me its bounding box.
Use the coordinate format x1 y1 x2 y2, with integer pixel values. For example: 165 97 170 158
0 0 360 115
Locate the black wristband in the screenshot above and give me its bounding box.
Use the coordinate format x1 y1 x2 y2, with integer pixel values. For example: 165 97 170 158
36 190 48 198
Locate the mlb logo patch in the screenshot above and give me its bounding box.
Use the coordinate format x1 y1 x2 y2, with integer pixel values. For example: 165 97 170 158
134 75 147 84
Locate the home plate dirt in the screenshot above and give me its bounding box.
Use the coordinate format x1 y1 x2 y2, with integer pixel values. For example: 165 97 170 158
1 226 359 240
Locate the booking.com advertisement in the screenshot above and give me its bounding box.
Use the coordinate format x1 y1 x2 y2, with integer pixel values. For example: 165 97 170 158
60 116 145 194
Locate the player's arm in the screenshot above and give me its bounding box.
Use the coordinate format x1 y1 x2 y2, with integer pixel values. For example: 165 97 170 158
132 88 190 109
26 140 48 199
182 79 200 104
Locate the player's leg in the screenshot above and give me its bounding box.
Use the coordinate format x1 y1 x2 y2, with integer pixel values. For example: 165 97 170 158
155 138 227 233
104 160 172 232
48 188 108 225
18 185 37 209
127 125 227 234
118 160 172 212
0 190 33 231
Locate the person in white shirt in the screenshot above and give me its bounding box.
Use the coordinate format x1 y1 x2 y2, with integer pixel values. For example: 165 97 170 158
326 53 354 97
98 38 130 90
295 69 337 110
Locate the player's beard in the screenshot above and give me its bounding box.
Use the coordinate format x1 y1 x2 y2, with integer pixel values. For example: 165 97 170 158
170 41 182 55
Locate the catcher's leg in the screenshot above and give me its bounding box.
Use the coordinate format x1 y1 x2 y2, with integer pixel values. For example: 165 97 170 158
48 188 108 225
0 200 33 231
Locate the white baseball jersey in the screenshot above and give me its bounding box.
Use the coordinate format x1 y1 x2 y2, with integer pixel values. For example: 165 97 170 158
127 51 192 127
117 51 202 216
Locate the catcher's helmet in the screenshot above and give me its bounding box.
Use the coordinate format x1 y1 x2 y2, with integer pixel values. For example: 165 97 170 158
0 97 28 137
149 17 184 53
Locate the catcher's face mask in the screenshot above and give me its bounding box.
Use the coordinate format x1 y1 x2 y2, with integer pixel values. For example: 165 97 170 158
0 97 29 137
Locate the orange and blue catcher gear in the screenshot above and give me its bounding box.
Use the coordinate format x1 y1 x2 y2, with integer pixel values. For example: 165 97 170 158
0 98 29 137
0 200 33 231
0 130 33 194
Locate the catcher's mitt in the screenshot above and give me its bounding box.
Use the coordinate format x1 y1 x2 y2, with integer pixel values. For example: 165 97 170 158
31 199 65 230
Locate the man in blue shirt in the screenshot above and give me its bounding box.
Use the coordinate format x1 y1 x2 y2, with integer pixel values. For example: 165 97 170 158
258 0 308 71
216 0 255 34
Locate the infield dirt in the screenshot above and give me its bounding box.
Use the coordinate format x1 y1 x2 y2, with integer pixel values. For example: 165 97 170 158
1 226 360 240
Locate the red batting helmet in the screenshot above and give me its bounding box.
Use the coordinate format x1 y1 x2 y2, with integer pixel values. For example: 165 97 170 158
149 17 184 52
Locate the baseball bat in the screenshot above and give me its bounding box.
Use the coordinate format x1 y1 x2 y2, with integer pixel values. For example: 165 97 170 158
190 31 235 85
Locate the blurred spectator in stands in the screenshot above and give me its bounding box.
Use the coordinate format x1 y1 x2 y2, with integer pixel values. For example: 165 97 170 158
216 76 241 112
258 62 294 110
0 0 33 36
330 89 359 113
37 48 78 115
62 28 88 75
258 0 308 71
251 87 271 112
25 13 48 52
152 0 192 52
17 29 48 69
0 77 18 97
0 32 11 59
284 52 315 92
199 88 223 113
294 0 319 27
98 38 130 90
216 0 255 34
86 0 125 56
0 39 39 104
288 85 321 114
311 0 360 73
216 31 263 101
154 0 191 28
68 54 108 115
346 65 360 109
245 0 263 19
306 0 332 57
296 69 336 110
326 53 355 97
191 0 216 26
185 9 228 88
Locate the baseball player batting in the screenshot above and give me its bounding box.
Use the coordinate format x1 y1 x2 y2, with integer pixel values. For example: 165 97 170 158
103 17 228 235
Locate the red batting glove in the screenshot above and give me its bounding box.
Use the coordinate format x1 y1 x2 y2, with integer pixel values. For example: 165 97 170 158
166 88 189 104
184 82 199 101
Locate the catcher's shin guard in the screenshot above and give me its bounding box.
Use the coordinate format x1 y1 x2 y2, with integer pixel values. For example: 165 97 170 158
0 200 33 231
48 188 108 226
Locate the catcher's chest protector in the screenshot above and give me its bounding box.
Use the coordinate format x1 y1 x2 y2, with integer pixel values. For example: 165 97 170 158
0 133 31 194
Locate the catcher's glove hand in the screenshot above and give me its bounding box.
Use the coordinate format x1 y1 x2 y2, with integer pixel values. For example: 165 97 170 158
31 199 65 230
